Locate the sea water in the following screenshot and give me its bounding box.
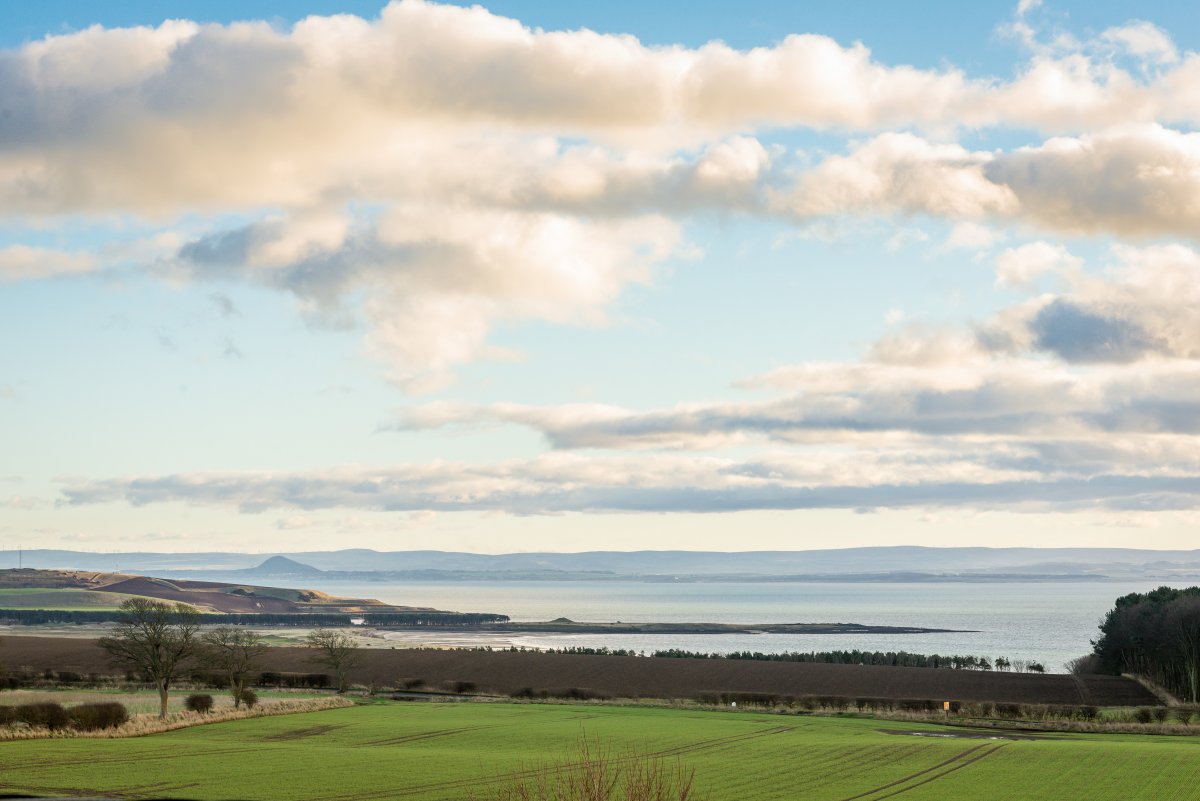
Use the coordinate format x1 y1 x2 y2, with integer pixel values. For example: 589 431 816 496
310 579 1170 672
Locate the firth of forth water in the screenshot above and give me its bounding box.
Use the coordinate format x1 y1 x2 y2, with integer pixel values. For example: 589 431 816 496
314 579 1169 672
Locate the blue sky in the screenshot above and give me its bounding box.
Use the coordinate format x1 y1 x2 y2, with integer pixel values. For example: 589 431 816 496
2 0 1199 553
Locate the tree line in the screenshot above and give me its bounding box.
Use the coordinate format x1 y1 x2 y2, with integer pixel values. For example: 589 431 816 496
652 649 1045 671
517 645 1045 672
94 598 366 718
1093 585 1200 702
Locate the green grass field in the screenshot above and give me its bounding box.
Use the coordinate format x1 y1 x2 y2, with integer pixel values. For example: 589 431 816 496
2 701 1198 800
0 588 158 611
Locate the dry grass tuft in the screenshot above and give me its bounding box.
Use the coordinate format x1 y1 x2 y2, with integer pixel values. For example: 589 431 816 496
475 736 702 801
0 696 353 740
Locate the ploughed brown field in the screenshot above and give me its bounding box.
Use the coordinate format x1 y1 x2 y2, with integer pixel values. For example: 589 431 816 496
0 635 1158 706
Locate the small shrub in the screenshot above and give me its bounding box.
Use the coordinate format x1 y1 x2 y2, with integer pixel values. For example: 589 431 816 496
511 687 538 699
550 687 607 701
452 681 477 695
1152 707 1170 724
898 699 936 714
1077 705 1099 721
68 702 129 731
1024 704 1048 720
239 689 258 709
994 703 1021 718
1173 707 1195 725
190 670 230 689
0 706 17 726
304 673 332 689
16 702 69 730
817 696 849 712
185 694 214 714
1134 707 1154 724
402 678 426 690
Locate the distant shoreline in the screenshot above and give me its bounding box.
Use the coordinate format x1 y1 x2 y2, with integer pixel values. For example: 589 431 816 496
382 620 973 635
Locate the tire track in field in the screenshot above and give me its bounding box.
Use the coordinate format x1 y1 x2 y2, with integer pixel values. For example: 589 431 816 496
363 707 600 748
1070 674 1095 705
646 725 795 759
835 742 994 801
7 780 195 800
867 743 1008 800
365 725 492 746
0 744 253 772
263 723 347 741
316 723 797 801
795 742 930 792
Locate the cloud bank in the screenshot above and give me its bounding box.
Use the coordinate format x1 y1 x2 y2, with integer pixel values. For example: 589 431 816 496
4 2 1196 527
4 2 1200 387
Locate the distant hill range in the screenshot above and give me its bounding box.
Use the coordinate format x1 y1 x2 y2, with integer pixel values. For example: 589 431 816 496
2 546 1200 582
0 565 437 615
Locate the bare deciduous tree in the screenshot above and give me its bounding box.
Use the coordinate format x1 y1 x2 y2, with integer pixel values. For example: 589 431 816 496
99 598 200 718
202 627 267 708
305 628 362 693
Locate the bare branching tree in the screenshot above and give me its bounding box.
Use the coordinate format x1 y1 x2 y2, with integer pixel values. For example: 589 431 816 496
99 598 200 718
305 628 362 693
202 627 267 708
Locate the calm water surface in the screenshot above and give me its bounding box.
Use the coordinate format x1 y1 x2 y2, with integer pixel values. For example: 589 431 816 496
314 579 1166 672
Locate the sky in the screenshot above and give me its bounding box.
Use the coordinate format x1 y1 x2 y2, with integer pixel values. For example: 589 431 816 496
1 0 1199 554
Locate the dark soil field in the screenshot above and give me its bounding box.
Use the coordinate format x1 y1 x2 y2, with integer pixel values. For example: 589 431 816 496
0 636 1159 706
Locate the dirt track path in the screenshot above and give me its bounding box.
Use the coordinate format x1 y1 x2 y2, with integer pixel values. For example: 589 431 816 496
837 742 1008 801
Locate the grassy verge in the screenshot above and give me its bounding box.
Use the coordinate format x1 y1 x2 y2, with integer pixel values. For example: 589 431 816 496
0 687 330 716
0 695 353 741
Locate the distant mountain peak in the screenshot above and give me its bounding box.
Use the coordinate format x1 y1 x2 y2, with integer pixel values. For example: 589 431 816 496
248 555 323 575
